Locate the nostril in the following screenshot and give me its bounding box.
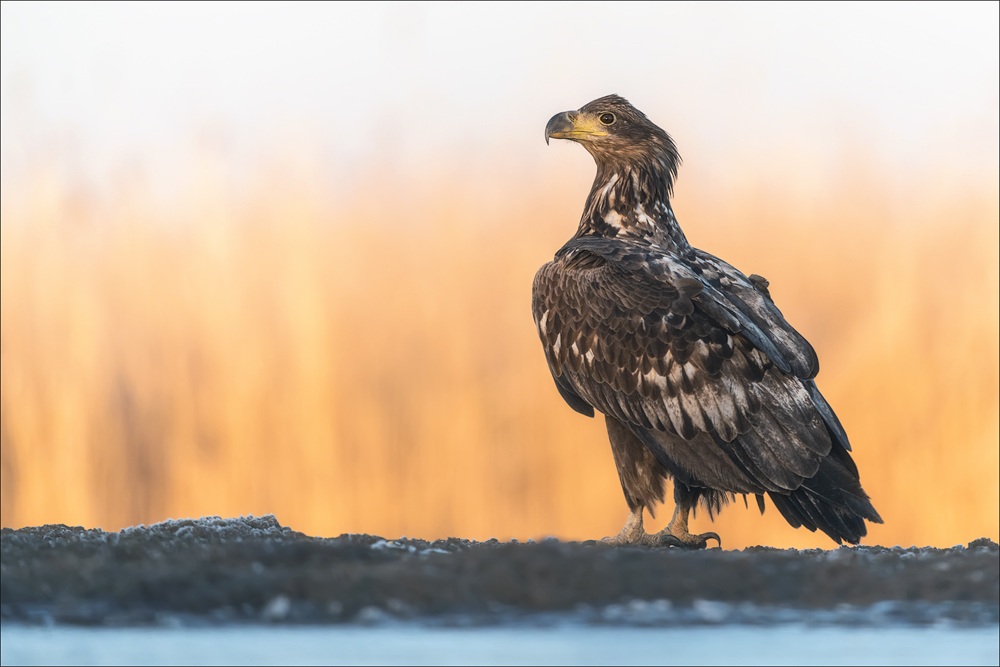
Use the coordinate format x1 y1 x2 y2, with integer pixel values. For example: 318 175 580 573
568 112 578 121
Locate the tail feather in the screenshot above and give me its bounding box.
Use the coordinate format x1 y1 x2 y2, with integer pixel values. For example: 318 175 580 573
768 451 882 545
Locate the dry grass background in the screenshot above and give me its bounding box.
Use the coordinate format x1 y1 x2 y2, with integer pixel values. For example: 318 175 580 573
1 146 997 549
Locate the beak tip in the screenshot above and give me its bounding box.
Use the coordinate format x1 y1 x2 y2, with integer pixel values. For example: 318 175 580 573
544 110 576 147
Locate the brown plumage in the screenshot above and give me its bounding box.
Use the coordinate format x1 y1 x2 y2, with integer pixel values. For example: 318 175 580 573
533 95 882 547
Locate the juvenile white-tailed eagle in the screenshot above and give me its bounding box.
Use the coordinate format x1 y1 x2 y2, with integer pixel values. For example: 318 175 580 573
533 95 882 547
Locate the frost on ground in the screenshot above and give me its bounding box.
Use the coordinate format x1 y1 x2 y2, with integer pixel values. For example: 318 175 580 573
1 515 997 627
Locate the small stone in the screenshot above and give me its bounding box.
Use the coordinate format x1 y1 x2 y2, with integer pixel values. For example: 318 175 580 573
356 606 390 624
261 595 291 621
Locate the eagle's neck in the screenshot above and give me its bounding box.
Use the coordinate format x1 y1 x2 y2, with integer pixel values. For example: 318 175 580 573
576 159 690 252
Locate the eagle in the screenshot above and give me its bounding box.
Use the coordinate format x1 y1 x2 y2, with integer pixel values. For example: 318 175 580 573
533 95 882 548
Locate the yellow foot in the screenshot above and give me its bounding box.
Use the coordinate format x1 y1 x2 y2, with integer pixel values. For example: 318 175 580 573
601 531 699 548
600 508 722 549
600 531 655 547
600 508 659 546
600 510 651 545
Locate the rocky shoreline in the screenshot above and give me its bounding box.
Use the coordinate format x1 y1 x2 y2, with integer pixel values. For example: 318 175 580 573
2 515 997 627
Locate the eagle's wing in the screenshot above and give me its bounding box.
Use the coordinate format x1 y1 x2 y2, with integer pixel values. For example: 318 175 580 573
532 237 839 493
686 247 819 380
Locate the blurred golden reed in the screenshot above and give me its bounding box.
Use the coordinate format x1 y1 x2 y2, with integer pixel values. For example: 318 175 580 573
1 150 997 549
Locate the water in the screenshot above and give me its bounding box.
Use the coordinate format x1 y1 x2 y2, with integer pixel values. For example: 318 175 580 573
2 625 998 666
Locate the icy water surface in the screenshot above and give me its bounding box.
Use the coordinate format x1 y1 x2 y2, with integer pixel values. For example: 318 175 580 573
2 625 998 666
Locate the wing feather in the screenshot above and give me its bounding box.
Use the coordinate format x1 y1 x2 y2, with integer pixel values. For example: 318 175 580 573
532 237 841 497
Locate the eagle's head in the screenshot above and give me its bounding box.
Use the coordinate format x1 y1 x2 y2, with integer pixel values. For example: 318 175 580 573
544 95 680 193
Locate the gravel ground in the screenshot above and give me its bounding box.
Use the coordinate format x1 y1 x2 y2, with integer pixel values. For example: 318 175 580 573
2 515 997 627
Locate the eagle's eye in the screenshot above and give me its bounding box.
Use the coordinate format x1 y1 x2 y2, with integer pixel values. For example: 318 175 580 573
599 113 616 125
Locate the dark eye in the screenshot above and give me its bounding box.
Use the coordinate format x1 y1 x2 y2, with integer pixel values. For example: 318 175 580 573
599 113 616 125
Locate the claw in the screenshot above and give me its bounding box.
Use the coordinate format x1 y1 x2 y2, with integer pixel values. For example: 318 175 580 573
680 532 721 549
661 492 723 549
652 529 722 550
700 532 722 549
655 534 686 548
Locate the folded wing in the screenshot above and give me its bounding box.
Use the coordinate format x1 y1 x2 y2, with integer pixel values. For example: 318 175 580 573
532 237 837 495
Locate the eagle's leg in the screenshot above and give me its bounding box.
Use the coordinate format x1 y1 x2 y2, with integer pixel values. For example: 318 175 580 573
602 416 685 547
600 507 655 545
601 507 687 547
655 484 721 549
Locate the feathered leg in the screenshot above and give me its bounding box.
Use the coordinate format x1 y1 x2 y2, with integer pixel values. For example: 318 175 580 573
602 416 688 547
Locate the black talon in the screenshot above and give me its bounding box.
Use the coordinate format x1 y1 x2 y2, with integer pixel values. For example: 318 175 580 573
659 531 722 549
700 532 722 548
657 534 686 548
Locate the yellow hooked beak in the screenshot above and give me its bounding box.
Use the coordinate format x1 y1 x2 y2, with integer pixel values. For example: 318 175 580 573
545 110 609 145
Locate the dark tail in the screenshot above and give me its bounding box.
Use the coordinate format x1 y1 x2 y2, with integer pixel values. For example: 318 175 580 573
768 452 883 545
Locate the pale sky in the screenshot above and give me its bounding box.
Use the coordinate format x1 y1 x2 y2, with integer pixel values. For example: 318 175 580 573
2 2 997 191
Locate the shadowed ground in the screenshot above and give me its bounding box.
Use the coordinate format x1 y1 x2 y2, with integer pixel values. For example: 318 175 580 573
1 515 997 627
